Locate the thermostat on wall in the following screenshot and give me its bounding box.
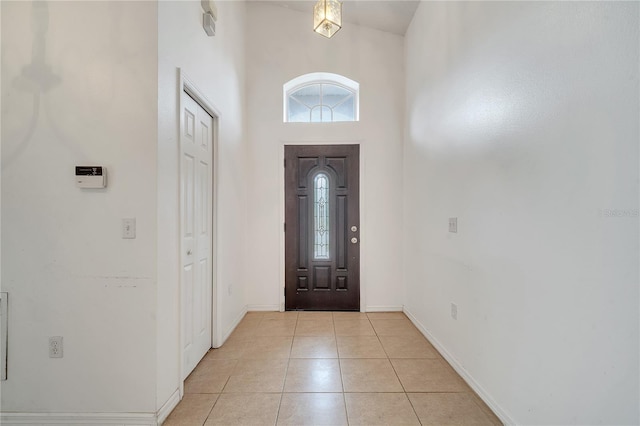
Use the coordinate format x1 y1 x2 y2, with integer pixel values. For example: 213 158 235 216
75 166 107 188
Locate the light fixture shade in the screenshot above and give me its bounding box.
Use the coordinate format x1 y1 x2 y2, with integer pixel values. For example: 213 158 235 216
314 0 342 38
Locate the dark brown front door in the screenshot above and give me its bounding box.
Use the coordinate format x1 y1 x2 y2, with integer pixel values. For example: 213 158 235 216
285 144 360 311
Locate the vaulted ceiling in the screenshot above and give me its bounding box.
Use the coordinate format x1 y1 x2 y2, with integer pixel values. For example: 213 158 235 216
264 1 420 36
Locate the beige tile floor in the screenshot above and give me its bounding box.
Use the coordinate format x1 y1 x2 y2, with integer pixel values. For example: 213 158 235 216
164 311 502 426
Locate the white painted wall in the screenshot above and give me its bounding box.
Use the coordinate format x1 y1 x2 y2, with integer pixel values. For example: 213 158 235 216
403 2 639 425
157 0 248 410
244 2 405 312
1 0 158 413
0 3 3 405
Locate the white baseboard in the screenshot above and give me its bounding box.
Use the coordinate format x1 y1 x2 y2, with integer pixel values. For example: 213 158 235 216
156 388 180 425
0 412 157 425
246 304 404 313
403 306 515 426
246 304 280 312
365 305 404 312
218 305 248 347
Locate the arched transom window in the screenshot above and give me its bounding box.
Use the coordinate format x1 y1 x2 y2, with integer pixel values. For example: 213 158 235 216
284 72 359 123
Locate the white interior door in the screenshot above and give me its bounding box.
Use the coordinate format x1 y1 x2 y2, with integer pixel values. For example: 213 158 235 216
181 91 213 379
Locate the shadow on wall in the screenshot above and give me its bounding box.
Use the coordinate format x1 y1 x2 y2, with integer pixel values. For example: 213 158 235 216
3 1 60 171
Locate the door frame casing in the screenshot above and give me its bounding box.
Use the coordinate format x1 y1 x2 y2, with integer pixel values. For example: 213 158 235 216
279 140 366 312
178 69 221 392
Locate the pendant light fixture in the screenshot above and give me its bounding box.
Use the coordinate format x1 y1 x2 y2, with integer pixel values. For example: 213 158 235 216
313 0 343 38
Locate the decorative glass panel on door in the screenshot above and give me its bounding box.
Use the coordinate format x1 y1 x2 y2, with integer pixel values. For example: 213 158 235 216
314 173 330 259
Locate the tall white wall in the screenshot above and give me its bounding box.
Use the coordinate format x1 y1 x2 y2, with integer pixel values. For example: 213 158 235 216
403 2 639 425
157 0 248 410
1 1 158 413
245 2 404 312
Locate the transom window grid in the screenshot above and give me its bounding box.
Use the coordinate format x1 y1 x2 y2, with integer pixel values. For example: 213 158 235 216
287 82 356 123
283 73 359 123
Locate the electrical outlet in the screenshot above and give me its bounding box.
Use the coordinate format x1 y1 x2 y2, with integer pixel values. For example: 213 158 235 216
448 217 458 233
49 336 63 358
450 303 458 320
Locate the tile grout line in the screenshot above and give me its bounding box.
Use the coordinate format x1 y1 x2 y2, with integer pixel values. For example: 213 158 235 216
334 313 351 426
199 351 240 425
274 314 297 425
329 313 348 424
200 393 220 426
375 312 424 425
273 389 285 426
406 392 425 426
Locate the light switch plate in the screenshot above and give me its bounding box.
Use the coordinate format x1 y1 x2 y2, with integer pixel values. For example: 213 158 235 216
449 217 458 233
122 218 136 239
